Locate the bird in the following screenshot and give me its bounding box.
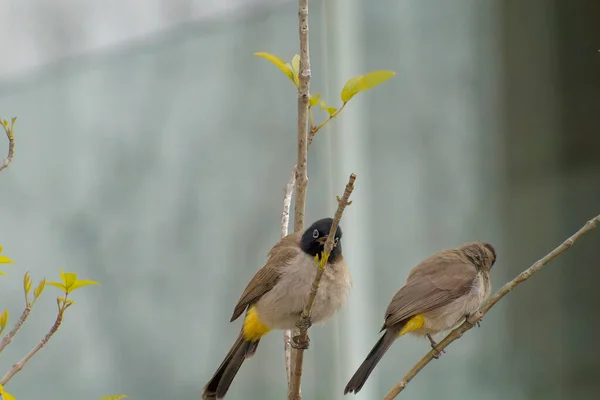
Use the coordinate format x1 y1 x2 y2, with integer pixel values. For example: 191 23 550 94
344 241 496 395
202 217 352 399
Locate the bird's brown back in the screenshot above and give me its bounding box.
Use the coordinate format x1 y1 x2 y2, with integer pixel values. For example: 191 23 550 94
230 231 303 321
382 246 486 329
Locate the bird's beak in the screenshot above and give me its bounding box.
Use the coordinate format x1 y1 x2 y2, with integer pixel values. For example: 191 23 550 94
316 236 327 243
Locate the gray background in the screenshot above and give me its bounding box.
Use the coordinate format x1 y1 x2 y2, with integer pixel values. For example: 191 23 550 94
0 0 599 399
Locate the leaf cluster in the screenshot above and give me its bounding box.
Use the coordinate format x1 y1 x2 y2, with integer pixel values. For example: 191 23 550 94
254 52 395 143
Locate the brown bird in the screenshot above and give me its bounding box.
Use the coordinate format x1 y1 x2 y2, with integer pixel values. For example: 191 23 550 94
202 218 351 399
344 241 496 395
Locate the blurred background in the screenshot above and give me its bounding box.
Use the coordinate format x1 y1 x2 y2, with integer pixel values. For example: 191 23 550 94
0 0 599 399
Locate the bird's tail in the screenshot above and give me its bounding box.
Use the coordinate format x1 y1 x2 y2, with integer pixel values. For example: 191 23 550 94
344 329 397 395
202 334 258 399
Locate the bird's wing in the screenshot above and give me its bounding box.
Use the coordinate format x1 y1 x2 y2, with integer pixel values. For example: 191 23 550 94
230 232 302 322
383 258 477 329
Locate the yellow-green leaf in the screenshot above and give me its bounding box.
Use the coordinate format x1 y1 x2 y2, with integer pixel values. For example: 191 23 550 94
340 70 396 102
0 309 8 329
254 52 297 87
0 256 14 264
340 76 362 103
34 279 46 300
0 270 6 276
310 94 322 107
61 271 78 291
358 70 396 92
47 282 67 292
0 385 16 400
99 395 128 400
320 100 337 116
69 279 100 292
291 54 300 76
24 272 32 295
0 120 7 128
291 54 300 87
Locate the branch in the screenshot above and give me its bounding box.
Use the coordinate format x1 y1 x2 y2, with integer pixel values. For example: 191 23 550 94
0 307 31 354
0 118 16 173
293 0 311 234
288 173 357 400
281 167 296 385
0 301 67 385
288 0 311 397
384 213 600 400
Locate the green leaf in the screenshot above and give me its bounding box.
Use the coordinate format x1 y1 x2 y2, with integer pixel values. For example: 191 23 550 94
0 246 14 264
47 281 67 292
57 297 75 308
309 94 321 107
69 279 100 292
254 52 297 87
291 54 300 86
359 70 396 92
319 100 337 116
99 395 128 400
60 269 78 291
0 309 8 330
24 272 32 296
340 70 396 102
34 279 46 300
340 76 362 103
0 385 16 400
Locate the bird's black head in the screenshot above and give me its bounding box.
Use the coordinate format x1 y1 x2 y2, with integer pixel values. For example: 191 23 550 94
300 218 343 263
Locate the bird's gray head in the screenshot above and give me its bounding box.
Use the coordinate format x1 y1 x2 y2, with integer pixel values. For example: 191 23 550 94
300 218 343 263
459 242 496 271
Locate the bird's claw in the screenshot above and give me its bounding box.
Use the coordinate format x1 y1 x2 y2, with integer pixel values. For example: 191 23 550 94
466 312 483 327
295 316 312 331
291 335 310 350
427 334 446 359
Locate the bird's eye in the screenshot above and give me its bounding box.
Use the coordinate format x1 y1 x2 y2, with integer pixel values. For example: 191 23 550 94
312 229 319 238
334 237 339 245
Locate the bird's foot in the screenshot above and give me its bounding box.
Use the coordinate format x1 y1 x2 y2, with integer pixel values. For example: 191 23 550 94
466 311 483 327
291 334 310 350
427 334 445 359
295 315 312 331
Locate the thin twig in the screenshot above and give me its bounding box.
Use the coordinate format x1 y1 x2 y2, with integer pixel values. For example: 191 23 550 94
293 0 311 235
384 214 600 400
289 173 357 400
0 119 16 173
0 307 31 354
0 304 68 385
281 167 297 384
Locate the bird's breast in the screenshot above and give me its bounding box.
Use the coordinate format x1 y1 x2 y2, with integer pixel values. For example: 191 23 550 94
254 253 351 330
415 271 490 336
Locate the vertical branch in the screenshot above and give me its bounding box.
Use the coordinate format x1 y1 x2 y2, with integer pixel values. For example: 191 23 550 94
293 0 311 234
289 0 311 398
288 174 356 400
281 167 296 384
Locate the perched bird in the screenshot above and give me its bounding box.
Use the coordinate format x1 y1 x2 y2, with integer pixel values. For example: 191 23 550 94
202 218 351 399
344 241 496 395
